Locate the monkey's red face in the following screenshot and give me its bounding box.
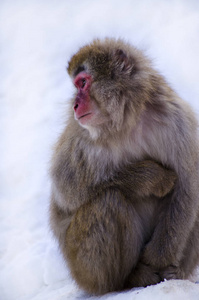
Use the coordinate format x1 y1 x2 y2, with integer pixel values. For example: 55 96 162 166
73 72 92 122
73 72 107 128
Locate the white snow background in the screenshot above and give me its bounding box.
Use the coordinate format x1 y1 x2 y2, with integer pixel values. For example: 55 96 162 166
1 0 199 299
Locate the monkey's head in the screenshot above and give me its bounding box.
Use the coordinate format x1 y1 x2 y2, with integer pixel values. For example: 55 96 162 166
67 38 156 140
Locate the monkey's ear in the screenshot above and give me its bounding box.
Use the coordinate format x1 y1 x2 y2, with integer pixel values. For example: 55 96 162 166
114 49 131 73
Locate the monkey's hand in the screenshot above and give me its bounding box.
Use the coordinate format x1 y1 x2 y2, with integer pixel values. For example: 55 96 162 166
102 160 177 199
150 168 177 198
133 161 177 198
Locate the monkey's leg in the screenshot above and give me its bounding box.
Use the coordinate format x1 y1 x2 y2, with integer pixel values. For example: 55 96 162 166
141 178 198 270
64 189 143 295
160 211 199 281
180 213 199 278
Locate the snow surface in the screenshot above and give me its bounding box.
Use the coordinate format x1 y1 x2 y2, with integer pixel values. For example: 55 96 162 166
1 0 199 299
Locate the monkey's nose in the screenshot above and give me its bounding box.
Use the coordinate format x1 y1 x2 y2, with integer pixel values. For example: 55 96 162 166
74 104 78 111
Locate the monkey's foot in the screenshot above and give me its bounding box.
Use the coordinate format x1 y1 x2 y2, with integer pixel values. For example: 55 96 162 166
124 262 162 289
160 265 185 280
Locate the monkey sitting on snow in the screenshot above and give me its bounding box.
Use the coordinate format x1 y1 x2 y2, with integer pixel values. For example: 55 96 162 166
50 38 199 295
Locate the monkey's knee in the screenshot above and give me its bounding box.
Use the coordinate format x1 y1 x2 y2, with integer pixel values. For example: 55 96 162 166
63 194 143 294
70 260 122 295
65 221 125 294
66 242 124 295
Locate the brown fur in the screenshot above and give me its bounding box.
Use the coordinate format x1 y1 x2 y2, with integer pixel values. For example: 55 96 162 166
50 38 199 295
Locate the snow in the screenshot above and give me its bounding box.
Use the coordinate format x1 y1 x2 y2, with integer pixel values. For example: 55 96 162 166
0 0 199 299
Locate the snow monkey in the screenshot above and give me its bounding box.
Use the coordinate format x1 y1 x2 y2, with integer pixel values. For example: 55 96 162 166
50 38 199 295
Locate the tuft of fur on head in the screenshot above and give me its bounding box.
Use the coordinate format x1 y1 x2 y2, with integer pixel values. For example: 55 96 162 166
67 38 152 79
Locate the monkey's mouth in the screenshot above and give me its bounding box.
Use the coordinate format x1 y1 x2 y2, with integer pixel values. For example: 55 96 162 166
78 113 92 120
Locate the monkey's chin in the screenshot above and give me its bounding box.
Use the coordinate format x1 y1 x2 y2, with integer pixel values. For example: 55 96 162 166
77 114 103 139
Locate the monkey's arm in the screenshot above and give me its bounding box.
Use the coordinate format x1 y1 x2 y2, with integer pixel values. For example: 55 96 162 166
108 160 177 198
139 108 199 270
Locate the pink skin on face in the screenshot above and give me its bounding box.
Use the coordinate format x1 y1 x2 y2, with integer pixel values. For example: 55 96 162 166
73 72 93 124
73 72 107 128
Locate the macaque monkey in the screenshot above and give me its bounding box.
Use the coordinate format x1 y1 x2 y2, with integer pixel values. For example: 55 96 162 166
50 38 199 295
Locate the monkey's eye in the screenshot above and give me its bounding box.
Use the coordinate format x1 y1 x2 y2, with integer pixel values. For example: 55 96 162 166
74 73 91 90
81 79 86 88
